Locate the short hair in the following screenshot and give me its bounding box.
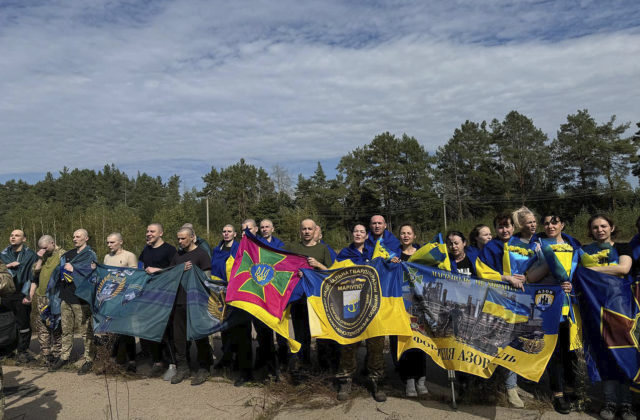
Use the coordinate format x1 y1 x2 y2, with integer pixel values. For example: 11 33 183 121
300 219 316 229
587 214 618 240
74 229 89 239
512 206 535 230
260 219 273 227
223 224 236 233
37 235 55 247
469 224 490 248
178 227 195 238
370 214 386 224
493 212 514 228
242 219 257 228
352 224 366 231
107 232 123 242
148 223 164 233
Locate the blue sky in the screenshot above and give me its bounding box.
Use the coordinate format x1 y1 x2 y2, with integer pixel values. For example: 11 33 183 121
1 0 639 189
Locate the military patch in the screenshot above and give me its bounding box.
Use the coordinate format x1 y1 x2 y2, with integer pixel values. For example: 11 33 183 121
534 289 555 311
321 265 381 339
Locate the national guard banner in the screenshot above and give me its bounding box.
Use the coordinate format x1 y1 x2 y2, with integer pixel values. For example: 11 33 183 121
302 259 412 345
398 263 564 381
77 264 183 342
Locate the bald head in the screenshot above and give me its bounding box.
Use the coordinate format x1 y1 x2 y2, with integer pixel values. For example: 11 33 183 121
181 223 196 236
370 215 387 239
241 219 258 237
106 232 124 253
37 234 56 255
260 219 274 240
177 227 196 252
300 219 317 244
222 224 236 244
9 229 26 250
72 229 89 250
146 223 165 247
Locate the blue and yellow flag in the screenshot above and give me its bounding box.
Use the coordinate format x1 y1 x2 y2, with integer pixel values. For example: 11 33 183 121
476 237 536 281
301 259 412 344
398 263 563 381
579 242 620 269
372 237 397 260
481 288 529 324
574 266 640 385
408 233 451 271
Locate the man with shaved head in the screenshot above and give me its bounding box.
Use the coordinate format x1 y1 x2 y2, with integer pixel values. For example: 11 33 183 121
30 235 65 366
50 229 98 374
104 232 138 372
0 229 37 363
138 222 177 378
258 219 285 250
364 215 401 260
169 226 212 385
181 223 212 258
287 219 334 369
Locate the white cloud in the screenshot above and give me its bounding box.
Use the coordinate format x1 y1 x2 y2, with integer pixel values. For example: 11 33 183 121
0 0 639 187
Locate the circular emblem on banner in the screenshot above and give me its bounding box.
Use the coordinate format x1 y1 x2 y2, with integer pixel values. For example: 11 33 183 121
321 265 381 339
96 272 126 305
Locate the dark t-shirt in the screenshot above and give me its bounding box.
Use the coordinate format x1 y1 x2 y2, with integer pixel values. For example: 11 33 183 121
286 242 332 268
171 247 212 271
455 256 473 277
60 249 81 304
400 252 412 262
139 242 177 269
171 246 211 305
614 242 632 259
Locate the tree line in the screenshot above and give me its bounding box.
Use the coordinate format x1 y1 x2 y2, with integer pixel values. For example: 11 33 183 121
1 109 639 259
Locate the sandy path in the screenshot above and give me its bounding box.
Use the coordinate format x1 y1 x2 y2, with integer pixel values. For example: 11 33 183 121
3 365 592 420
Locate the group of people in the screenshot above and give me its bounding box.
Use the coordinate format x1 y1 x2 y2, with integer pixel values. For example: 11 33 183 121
0 209 637 420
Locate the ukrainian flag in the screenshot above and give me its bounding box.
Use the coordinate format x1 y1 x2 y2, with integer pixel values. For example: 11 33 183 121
579 242 620 268
302 258 412 345
408 234 451 271
481 288 530 324
372 237 397 260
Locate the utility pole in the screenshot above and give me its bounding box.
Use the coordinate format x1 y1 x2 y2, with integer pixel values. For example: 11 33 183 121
443 193 448 233
206 197 210 235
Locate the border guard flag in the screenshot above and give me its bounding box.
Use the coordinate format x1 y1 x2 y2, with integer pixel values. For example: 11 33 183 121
226 233 310 352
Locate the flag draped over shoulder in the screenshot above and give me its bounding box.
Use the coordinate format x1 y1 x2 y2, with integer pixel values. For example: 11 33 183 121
475 237 536 281
398 263 563 381
408 234 451 271
77 264 183 342
210 240 239 283
226 233 310 352
302 259 412 345
0 245 37 295
372 237 397 260
574 266 640 384
538 235 582 350
579 242 620 268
